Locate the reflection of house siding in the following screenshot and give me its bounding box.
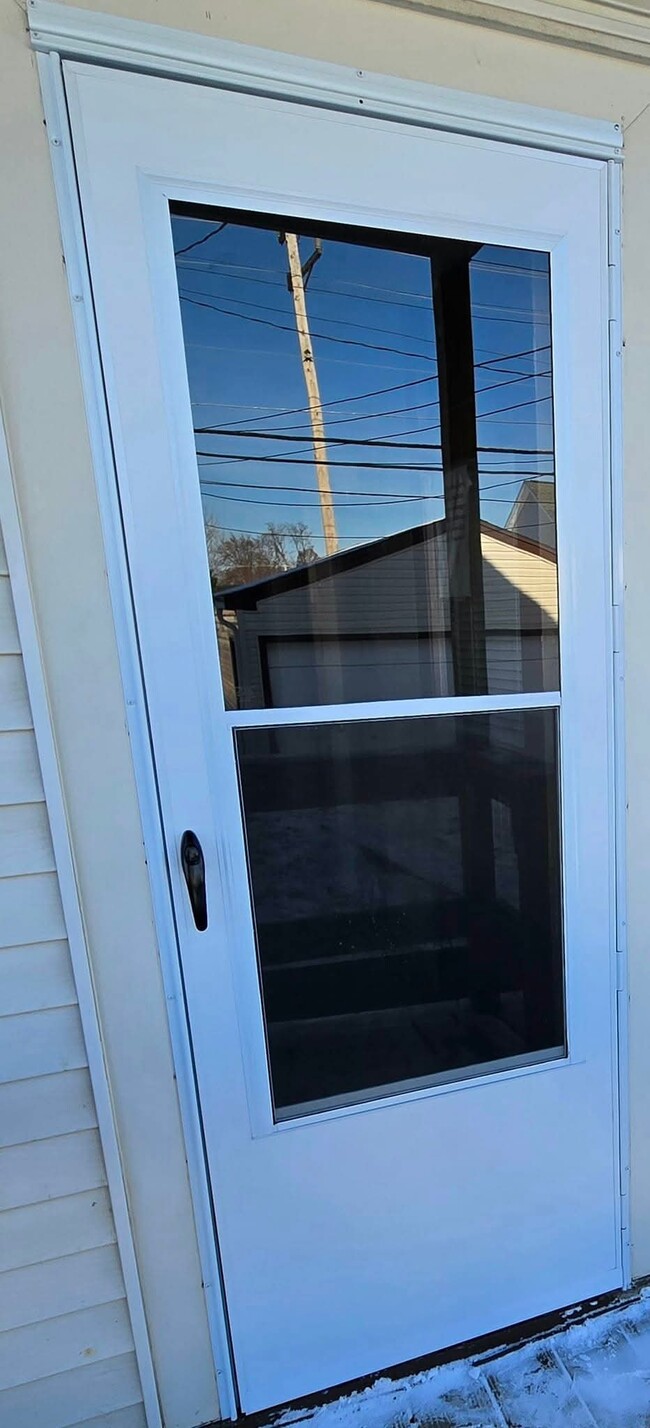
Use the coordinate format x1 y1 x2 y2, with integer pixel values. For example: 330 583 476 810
218 520 558 709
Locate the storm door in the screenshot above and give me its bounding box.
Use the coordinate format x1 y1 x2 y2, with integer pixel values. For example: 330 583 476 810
66 63 621 1415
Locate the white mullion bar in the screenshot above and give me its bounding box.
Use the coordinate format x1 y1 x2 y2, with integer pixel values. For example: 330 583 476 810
224 690 561 731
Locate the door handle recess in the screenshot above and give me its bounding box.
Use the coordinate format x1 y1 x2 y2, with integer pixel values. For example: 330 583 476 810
181 830 208 931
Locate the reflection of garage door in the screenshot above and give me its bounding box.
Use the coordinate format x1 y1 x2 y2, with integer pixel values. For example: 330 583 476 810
264 637 453 707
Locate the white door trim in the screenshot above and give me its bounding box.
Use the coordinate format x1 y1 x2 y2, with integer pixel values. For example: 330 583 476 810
27 0 622 160
36 50 239 1421
607 160 631 1284
35 36 628 1418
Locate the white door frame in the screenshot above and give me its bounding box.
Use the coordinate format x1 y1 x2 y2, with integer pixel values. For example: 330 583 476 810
34 28 627 1419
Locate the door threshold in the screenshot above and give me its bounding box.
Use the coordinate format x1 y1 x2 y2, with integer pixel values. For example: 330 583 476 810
226 1282 647 1426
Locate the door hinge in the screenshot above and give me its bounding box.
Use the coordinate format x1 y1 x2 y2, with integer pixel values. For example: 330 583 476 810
612 602 624 656
616 949 626 993
619 1181 630 1233
608 268 621 326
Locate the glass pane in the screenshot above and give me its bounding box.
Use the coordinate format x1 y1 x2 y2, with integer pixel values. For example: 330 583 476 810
172 207 558 710
236 710 565 1119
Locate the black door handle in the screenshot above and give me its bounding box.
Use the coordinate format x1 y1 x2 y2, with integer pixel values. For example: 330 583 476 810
180 830 208 931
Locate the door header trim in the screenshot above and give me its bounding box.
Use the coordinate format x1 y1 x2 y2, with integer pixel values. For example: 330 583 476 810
28 0 622 160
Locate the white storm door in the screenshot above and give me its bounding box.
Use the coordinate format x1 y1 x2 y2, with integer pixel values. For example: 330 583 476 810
65 61 621 1415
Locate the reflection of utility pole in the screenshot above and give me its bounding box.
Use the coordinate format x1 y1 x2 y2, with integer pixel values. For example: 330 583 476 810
284 233 339 556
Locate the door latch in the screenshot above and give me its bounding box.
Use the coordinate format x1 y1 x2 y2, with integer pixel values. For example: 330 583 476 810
180 830 208 931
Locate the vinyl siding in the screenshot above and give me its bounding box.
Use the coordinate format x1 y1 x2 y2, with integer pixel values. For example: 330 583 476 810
0 529 146 1428
229 525 558 708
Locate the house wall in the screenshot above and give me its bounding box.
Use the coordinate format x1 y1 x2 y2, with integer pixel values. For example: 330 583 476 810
2 1 650 1426
0 519 146 1428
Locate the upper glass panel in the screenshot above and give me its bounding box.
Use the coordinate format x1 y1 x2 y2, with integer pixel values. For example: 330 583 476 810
172 207 558 710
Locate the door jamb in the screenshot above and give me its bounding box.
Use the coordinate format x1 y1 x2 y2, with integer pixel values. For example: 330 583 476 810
36 50 240 1421
607 158 631 1285
36 40 629 1419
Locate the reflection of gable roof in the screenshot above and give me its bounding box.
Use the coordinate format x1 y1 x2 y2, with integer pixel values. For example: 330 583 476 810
506 478 555 529
217 515 557 611
529 480 555 516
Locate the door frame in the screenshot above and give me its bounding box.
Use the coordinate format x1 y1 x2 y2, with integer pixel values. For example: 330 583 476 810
35 29 627 1420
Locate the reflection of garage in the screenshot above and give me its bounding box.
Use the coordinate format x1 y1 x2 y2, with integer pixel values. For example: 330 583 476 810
218 517 558 708
264 633 452 705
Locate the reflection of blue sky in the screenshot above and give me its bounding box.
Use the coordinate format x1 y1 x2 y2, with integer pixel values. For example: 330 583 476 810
172 214 553 557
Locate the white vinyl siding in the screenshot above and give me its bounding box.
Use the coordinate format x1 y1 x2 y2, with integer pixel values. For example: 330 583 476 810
0 526 146 1428
230 525 558 708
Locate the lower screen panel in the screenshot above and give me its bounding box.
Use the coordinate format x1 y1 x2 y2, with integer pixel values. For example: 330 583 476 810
235 710 565 1119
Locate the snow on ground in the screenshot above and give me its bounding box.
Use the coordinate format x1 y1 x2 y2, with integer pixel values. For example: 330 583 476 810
274 1290 650 1428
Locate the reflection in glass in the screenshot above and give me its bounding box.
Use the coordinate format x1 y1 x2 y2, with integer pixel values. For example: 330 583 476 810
172 208 558 709
236 712 565 1118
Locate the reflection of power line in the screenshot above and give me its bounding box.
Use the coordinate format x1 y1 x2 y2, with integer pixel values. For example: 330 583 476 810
208 397 432 434
186 338 437 376
194 427 553 455
204 394 509 438
198 451 554 474
181 289 436 362
195 446 553 470
203 402 554 435
181 283 549 371
184 284 439 347
174 222 227 257
208 373 437 428
205 520 553 540
182 286 550 370
203 484 547 499
204 490 551 509
196 371 552 468
195 346 547 436
476 393 552 422
198 474 554 495
210 491 442 508
191 379 548 445
177 256 550 316
211 354 550 441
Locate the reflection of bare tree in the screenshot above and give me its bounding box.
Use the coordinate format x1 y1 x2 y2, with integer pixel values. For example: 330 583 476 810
204 517 318 593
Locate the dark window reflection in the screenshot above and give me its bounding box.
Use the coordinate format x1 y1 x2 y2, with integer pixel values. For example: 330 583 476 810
237 712 565 1118
173 207 557 709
